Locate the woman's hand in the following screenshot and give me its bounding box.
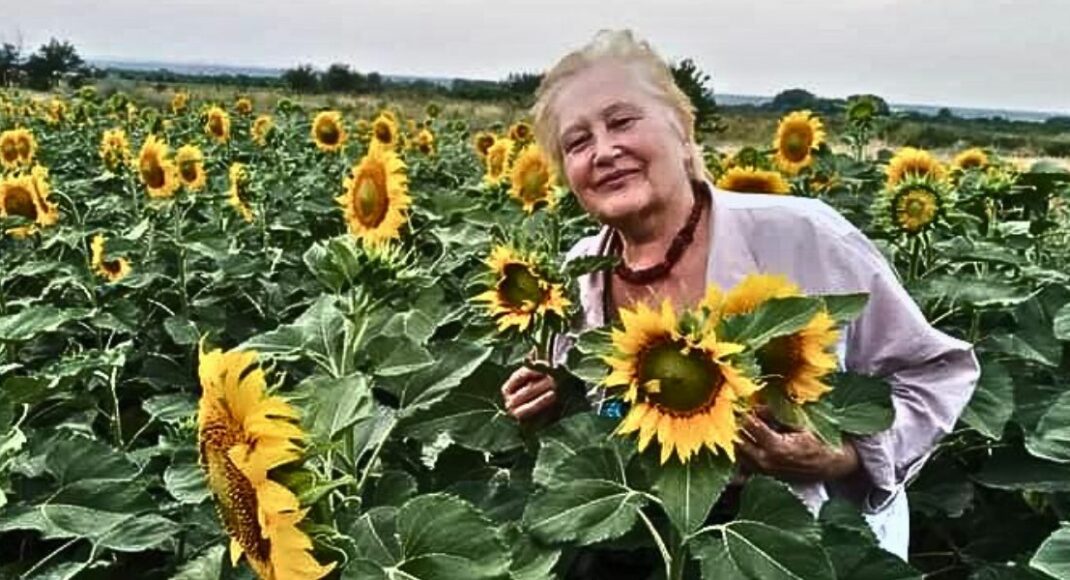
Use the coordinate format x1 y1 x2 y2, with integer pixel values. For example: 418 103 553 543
738 411 860 483
501 366 558 422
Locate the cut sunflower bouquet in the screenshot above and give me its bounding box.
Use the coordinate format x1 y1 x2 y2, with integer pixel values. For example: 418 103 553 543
582 273 890 465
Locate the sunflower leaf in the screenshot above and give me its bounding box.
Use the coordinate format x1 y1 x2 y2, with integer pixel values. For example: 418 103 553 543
961 358 1014 440
1030 525 1070 579
821 293 869 324
693 521 835 580
649 451 732 537
344 494 510 580
824 373 895 436
0 306 92 342
721 296 821 350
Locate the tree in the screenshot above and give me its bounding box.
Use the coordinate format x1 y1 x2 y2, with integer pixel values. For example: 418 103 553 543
283 64 319 93
322 63 355 92
0 43 21 87
769 88 820 112
671 58 724 135
23 38 85 90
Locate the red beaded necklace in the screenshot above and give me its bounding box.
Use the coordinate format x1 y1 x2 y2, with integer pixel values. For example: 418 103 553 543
609 180 709 285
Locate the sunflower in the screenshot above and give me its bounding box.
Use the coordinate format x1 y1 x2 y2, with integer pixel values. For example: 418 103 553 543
99 128 131 172
715 166 791 195
205 106 232 143
252 115 274 147
45 99 67 125
605 299 760 464
354 119 371 140
228 163 255 223
472 131 496 159
508 121 533 144
885 147 946 188
721 274 839 404
311 111 346 153
953 148 989 171
369 113 399 152
235 96 254 115
773 110 825 174
91 234 131 283
413 128 435 155
483 138 514 186
509 144 556 213
878 175 952 236
171 92 190 115
176 145 207 192
336 146 410 246
138 135 179 199
472 245 570 333
0 166 58 238
197 344 335 580
0 128 37 169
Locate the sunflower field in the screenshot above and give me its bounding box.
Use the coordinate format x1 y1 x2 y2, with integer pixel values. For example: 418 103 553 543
1 85 1069 580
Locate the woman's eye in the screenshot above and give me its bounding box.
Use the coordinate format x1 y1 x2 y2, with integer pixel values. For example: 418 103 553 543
565 136 589 153
609 117 636 130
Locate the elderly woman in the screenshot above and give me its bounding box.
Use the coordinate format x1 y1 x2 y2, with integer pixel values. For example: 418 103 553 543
500 30 980 561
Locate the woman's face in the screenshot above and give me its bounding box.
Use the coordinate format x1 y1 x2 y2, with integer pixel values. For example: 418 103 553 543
553 62 692 228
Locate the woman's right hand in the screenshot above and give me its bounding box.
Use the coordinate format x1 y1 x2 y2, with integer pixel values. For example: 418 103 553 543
501 366 558 422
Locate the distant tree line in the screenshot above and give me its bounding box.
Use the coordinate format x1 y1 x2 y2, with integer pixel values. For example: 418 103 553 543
1 38 90 90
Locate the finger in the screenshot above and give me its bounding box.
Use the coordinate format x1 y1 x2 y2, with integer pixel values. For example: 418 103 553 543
736 439 766 470
742 414 782 448
513 389 557 421
501 367 544 398
505 378 554 412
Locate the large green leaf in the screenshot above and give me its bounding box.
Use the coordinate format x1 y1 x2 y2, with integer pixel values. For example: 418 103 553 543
721 296 821 349
345 493 510 580
649 452 732 536
976 448 1070 492
819 499 920 580
823 373 895 435
239 295 345 363
399 362 523 453
0 307 91 342
960 359 1014 440
1055 303 1070 341
532 413 618 486
523 444 645 545
1027 390 1070 463
737 476 820 543
378 341 492 417
693 521 835 580
1031 525 1070 579
294 374 373 442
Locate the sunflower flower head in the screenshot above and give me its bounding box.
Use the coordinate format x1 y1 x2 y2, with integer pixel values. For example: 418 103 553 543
509 144 556 214
46 99 68 125
171 92 190 115
483 137 514 186
176 145 207 192
1 128 37 170
952 148 989 171
311 111 347 153
508 121 533 144
197 343 335 580
138 135 179 199
413 128 435 156
235 96 254 115
722 274 839 405
472 245 570 334
877 174 954 236
773 110 825 174
228 163 255 223
252 115 274 147
715 166 791 195
205 106 232 143
99 128 132 172
885 146 946 188
91 234 132 283
604 298 760 464
336 145 411 247
473 131 496 159
0 166 59 238
369 112 399 152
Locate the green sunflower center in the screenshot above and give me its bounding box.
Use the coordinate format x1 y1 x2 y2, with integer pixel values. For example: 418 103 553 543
756 335 800 383
639 341 723 414
499 263 545 308
782 128 811 161
3 186 37 220
353 170 389 228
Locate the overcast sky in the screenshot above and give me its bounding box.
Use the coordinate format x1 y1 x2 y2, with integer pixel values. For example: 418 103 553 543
6 0 1069 114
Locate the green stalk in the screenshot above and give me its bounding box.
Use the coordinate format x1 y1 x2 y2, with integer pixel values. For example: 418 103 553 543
908 235 921 282
354 417 398 495
637 509 673 580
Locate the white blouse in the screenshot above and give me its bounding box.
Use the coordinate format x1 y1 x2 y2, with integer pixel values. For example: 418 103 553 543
555 185 981 558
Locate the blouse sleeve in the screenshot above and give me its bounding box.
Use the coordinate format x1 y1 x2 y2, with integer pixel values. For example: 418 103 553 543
824 228 981 513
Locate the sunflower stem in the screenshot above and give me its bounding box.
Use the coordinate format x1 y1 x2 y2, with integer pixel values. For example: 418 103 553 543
355 417 397 495
908 235 921 282
175 205 190 316
21 538 81 579
637 508 673 580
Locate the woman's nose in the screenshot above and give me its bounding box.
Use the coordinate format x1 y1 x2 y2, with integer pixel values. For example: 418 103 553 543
592 136 619 166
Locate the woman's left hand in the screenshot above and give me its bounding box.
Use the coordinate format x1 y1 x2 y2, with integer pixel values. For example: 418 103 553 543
737 411 860 483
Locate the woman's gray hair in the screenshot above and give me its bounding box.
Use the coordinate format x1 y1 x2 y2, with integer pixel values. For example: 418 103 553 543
532 29 706 180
